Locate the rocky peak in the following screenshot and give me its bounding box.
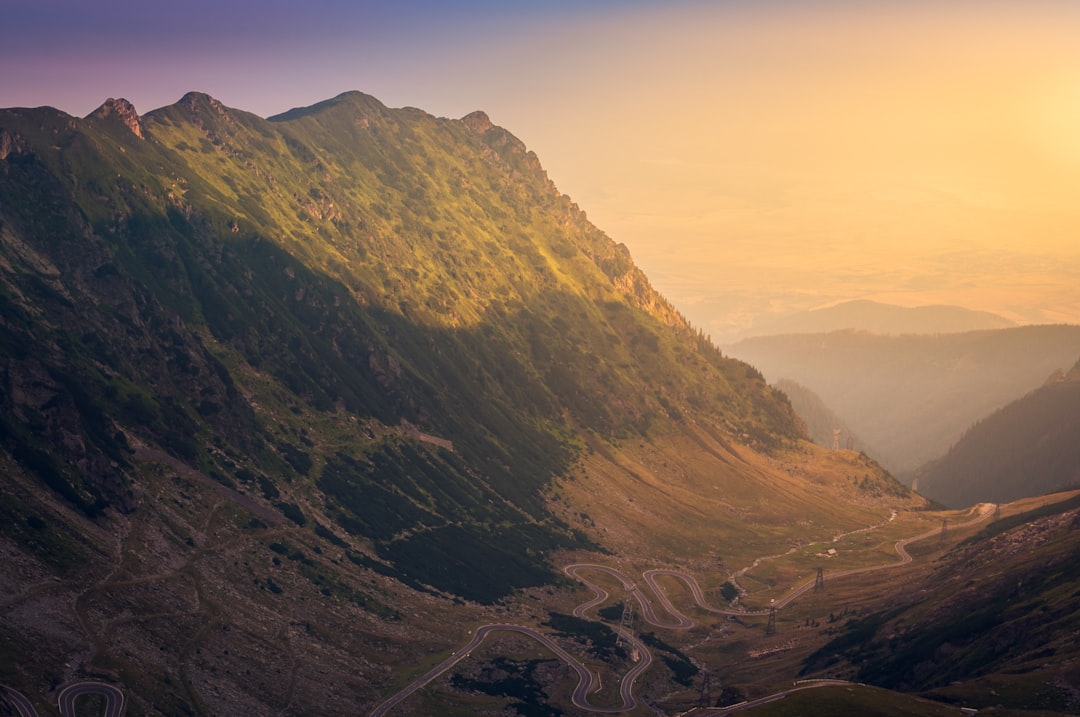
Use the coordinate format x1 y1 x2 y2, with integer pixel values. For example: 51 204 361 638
88 97 143 138
460 110 494 134
177 91 231 119
0 128 27 159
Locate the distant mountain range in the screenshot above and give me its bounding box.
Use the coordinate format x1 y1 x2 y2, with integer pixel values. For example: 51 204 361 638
914 357 1080 507
739 299 1014 339
727 326 1080 477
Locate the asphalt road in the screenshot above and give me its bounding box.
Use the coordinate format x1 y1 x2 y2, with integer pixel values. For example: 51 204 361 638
367 623 650 716
369 504 996 715
773 502 994 609
0 504 1000 717
2 686 38 717
57 682 125 717
2 682 125 717
698 679 853 715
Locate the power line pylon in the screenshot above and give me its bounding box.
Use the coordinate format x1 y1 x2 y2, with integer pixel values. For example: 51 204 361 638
699 672 711 708
940 518 948 543
832 428 841 451
765 607 777 636
814 566 825 592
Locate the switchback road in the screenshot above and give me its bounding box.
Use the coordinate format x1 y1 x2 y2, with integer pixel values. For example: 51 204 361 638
371 504 995 715
57 682 125 717
2 682 125 717
367 623 651 716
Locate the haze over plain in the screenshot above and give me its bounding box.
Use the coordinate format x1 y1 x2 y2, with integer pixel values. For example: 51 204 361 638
6 0 1080 341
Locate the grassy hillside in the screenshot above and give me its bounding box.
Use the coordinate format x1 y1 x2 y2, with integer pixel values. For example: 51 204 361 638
800 492 1080 715
1 92 926 715
0 91 802 601
6 90 1069 717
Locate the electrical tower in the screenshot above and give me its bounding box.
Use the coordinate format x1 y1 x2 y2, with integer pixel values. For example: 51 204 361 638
699 672 712 708
832 428 841 451
939 518 948 543
814 566 825 592
994 503 1001 521
765 607 777 635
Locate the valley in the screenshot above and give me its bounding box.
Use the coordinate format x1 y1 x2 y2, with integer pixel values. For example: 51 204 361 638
368 497 999 715
2 90 1079 716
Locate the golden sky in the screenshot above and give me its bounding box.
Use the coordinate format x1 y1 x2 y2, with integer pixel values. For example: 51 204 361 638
7 0 1080 340
478 1 1080 340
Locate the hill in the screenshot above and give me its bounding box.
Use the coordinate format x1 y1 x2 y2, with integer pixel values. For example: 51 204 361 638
739 299 1014 339
913 357 1080 507
800 491 1080 715
726 326 1080 477
0 92 923 714
774 378 875 455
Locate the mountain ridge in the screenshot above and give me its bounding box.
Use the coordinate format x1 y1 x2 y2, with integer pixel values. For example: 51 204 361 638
727 325 1080 477
0 91 815 613
914 355 1080 507
738 299 1015 339
16 90 1055 716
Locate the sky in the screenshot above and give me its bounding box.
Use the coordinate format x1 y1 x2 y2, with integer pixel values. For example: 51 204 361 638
5 0 1080 341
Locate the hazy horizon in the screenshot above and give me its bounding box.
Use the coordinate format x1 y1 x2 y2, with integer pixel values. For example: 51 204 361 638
7 0 1080 342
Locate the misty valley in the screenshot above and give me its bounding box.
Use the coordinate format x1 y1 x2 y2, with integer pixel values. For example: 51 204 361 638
2 92 1080 717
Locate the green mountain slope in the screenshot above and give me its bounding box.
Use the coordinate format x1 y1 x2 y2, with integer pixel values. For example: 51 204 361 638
0 92 923 715
0 92 801 600
913 357 1080 507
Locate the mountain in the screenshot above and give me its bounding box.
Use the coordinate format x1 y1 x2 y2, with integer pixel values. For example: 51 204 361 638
801 491 1080 715
739 299 1014 339
726 326 1080 477
774 378 875 455
913 357 1080 507
0 92 924 714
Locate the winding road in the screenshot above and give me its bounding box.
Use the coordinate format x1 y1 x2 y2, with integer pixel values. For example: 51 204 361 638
2 682 125 717
370 503 996 715
367 622 651 716
4 507 994 717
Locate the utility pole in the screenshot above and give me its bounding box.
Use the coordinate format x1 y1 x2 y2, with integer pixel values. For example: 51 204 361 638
814 566 825 592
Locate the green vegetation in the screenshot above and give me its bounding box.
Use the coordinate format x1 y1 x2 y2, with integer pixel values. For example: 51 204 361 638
0 91 799 605
735 684 963 716
545 613 626 661
801 498 1080 713
639 632 698 686
450 657 563 717
2 91 1079 717
917 376 1080 507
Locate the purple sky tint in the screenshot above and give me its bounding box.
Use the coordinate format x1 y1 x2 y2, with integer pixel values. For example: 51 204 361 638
1 0 663 116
